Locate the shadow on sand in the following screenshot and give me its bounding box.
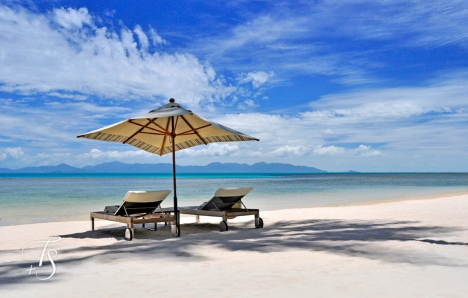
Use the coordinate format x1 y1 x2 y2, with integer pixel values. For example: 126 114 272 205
1 218 467 285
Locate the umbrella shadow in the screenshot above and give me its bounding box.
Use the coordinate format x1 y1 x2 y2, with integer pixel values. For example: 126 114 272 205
2 218 467 286
59 222 242 240
67 218 468 264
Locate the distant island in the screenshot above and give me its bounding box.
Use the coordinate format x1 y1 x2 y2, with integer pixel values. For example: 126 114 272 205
0 161 328 174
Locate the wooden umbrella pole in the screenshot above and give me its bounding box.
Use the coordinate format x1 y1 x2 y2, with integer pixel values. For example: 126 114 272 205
171 116 179 236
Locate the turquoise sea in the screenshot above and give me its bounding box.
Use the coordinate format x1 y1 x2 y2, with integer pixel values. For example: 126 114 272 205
1 173 468 226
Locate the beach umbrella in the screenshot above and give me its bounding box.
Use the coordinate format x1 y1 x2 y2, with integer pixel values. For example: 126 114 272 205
77 98 259 236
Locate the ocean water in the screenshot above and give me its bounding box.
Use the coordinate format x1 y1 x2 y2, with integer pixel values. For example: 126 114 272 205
1 173 468 226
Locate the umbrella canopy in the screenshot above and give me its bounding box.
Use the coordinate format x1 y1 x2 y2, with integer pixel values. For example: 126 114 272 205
77 98 259 236
78 99 258 155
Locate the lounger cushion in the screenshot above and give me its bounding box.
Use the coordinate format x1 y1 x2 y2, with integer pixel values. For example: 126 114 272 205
199 187 253 211
114 190 171 216
104 205 119 213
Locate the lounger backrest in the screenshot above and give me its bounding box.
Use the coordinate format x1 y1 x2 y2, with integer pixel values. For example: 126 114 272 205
200 187 253 211
115 190 171 216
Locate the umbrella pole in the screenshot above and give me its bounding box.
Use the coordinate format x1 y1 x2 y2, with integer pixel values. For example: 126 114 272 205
171 116 180 236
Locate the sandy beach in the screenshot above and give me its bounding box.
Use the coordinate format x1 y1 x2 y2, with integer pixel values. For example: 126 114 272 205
1 194 467 297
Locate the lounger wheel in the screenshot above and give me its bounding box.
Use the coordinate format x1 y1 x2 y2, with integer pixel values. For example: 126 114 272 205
172 225 180 237
125 228 133 241
255 217 264 229
219 221 228 232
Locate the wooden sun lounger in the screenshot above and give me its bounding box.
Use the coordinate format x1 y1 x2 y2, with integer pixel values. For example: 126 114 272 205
178 187 263 232
90 190 176 240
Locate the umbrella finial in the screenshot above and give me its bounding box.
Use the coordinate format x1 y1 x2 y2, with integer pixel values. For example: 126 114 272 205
169 98 175 103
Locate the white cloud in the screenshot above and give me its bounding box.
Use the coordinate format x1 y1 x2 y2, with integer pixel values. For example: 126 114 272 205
314 145 382 157
1 147 24 159
133 25 149 51
0 98 137 148
216 16 306 51
180 143 239 157
237 99 258 110
1 2 468 172
4 147 24 158
314 145 345 156
191 1 468 86
0 5 232 107
314 145 381 157
25 148 156 168
47 92 88 100
330 1 468 48
149 27 165 45
269 145 311 157
354 145 381 157
86 148 151 159
211 74 468 168
239 71 274 88
1 73 466 171
306 78 468 122
53 7 92 29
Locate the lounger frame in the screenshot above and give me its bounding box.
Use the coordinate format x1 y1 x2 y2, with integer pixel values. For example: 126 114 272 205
90 190 177 239
180 207 261 225
90 211 176 233
179 187 263 231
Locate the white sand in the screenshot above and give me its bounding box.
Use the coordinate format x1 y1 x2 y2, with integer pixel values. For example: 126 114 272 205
1 194 467 297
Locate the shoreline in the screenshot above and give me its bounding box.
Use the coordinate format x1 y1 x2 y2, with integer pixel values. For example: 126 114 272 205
322 189 468 208
2 190 468 228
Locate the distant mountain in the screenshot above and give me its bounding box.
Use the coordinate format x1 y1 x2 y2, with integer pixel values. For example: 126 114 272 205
82 161 174 173
178 162 325 173
1 163 85 173
0 161 326 173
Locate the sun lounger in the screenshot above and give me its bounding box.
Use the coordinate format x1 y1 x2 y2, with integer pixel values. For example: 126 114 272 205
90 190 176 240
179 187 263 232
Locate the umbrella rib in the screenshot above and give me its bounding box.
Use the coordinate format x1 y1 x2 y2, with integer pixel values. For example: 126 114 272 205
128 119 168 135
173 116 180 151
178 123 212 136
122 120 152 144
179 115 208 145
148 119 171 135
138 132 167 136
159 118 171 156
175 115 180 130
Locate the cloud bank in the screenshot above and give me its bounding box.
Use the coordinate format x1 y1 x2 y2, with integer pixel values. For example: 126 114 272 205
0 5 232 107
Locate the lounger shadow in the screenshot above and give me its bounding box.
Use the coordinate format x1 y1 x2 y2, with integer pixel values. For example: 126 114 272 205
178 187 263 232
90 190 176 240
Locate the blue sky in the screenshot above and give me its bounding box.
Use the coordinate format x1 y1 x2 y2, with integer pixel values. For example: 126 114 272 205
1 0 468 171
